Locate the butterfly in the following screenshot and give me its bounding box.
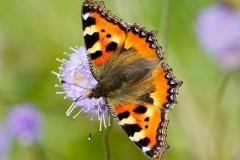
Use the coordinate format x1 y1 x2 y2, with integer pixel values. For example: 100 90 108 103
81 0 182 159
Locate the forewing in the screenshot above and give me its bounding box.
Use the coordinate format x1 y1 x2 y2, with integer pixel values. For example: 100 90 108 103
82 0 128 80
123 24 164 61
150 63 182 111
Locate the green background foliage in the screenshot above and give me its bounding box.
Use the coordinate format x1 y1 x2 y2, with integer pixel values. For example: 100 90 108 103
0 0 240 159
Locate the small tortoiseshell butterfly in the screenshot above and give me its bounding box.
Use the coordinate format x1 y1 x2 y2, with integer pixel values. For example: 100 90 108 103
81 0 182 159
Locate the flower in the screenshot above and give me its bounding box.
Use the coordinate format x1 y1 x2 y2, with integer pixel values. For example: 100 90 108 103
6 104 42 146
53 47 109 132
195 3 240 70
0 125 9 160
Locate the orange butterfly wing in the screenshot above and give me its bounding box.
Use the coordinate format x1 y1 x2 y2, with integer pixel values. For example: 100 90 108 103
114 103 167 158
82 0 182 159
82 0 127 80
124 24 164 61
111 63 182 159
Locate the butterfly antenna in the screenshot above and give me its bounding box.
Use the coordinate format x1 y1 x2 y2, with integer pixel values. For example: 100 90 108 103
61 80 91 91
74 96 88 102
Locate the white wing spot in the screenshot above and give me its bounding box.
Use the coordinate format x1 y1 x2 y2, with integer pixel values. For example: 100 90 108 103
134 27 140 32
118 115 136 125
165 103 170 108
88 42 102 53
166 73 171 79
170 80 176 85
146 108 153 117
83 13 90 20
151 43 156 49
112 36 121 44
141 31 147 36
142 146 151 152
170 88 175 93
129 131 145 142
83 26 96 36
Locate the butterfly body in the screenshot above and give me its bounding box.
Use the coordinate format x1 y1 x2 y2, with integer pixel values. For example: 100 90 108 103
89 49 158 104
81 0 182 159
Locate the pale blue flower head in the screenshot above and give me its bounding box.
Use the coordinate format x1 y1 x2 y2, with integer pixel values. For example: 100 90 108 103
53 47 109 131
7 104 42 146
195 3 240 70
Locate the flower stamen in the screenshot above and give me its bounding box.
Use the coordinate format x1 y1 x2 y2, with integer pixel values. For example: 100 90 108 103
51 71 61 78
73 108 83 119
66 103 76 116
56 58 67 64
56 91 66 95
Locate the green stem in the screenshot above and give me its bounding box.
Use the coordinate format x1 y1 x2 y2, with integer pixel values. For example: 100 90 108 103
160 0 171 54
104 116 113 160
216 73 231 105
214 73 231 160
31 143 49 160
209 73 231 124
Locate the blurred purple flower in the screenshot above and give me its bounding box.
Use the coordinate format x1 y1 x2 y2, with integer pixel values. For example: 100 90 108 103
53 47 108 131
7 104 42 146
0 125 9 160
195 3 240 70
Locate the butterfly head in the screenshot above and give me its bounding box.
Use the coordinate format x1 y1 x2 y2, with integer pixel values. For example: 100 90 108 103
88 86 102 98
